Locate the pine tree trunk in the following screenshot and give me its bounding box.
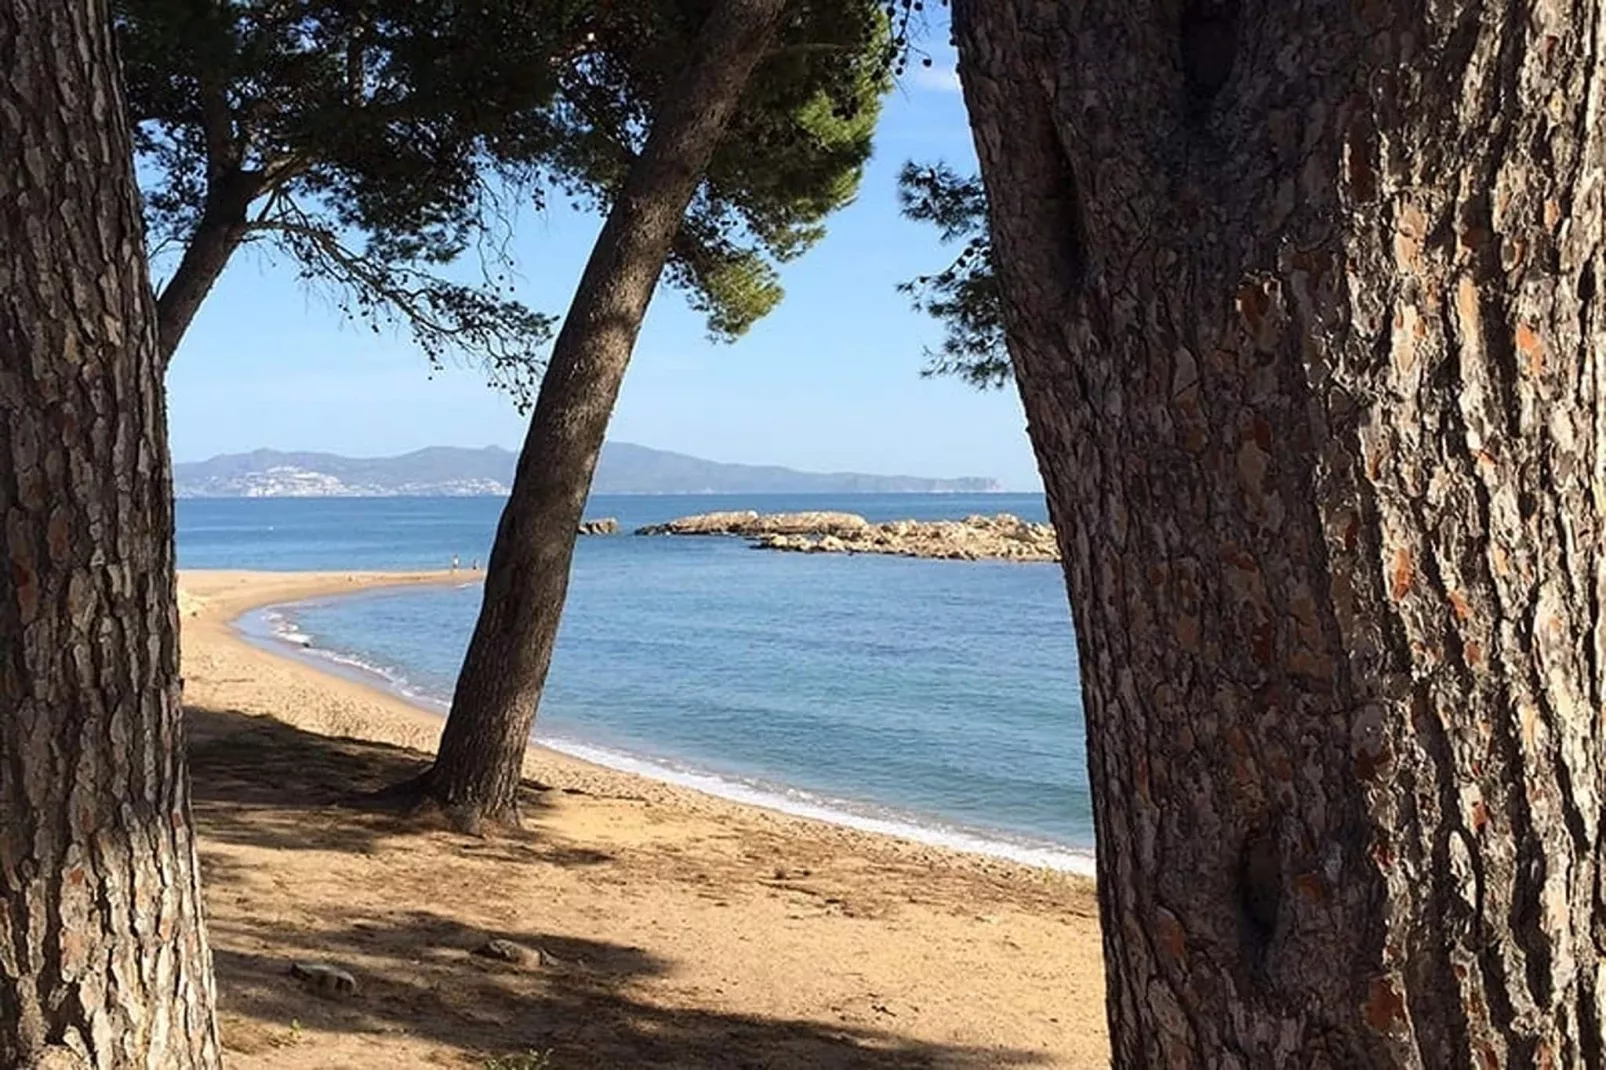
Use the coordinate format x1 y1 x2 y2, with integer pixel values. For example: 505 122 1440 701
956 1 1604 1065
155 169 259 364
0 2 221 1067
403 0 789 829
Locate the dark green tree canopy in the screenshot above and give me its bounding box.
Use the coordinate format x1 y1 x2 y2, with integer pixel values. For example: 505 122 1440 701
117 0 886 405
897 160 1007 388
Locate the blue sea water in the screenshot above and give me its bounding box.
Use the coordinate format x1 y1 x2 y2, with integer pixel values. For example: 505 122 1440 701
178 495 1093 871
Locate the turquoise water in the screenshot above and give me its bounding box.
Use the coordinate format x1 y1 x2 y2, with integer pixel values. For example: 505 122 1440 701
179 495 1092 870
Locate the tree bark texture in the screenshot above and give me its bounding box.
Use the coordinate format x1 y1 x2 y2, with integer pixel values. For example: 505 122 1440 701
414 0 789 826
0 2 221 1067
956 1 1604 1066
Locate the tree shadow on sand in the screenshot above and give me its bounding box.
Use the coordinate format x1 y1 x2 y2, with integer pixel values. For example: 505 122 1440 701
186 705 615 866
211 906 1049 1068
185 705 1054 1067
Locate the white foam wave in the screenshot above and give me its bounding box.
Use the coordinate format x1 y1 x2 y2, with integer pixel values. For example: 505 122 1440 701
236 602 1096 876
309 648 448 708
244 606 450 710
537 736 1096 875
260 609 314 647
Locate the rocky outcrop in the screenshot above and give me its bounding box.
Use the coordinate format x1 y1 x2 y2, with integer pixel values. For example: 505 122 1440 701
634 510 759 535
634 510 870 537
757 514 1057 562
578 517 619 535
636 510 1058 562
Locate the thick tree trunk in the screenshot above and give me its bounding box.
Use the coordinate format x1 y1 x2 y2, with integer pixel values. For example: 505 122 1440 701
956 1 1604 1066
0 2 221 1067
154 170 260 365
403 0 789 828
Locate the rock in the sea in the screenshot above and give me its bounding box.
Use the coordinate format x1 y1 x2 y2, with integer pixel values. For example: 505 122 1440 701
577 517 619 535
752 511 869 536
639 509 1057 562
635 510 759 535
289 961 358 997
756 513 1057 562
636 510 868 537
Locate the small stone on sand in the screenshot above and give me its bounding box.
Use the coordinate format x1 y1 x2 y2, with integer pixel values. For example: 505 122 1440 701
289 960 358 997
475 938 530 965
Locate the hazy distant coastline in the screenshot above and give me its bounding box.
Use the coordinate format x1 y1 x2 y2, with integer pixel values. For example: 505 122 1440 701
172 443 1001 498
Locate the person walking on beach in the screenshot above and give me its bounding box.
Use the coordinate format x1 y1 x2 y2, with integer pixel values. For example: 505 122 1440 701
451 554 460 572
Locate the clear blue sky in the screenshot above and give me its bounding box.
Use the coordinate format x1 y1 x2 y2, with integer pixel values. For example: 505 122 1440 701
163 38 1042 491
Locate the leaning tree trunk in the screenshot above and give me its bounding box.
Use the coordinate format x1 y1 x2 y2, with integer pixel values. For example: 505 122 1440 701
155 168 260 365
0 2 221 1067
956 1 1603 1066
403 0 788 828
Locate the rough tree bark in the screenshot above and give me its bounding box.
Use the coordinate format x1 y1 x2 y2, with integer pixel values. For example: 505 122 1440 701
956 1 1603 1066
398 0 789 828
0 2 221 1067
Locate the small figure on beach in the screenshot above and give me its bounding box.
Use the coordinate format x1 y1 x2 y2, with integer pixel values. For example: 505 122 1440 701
471 558 480 570
451 554 460 572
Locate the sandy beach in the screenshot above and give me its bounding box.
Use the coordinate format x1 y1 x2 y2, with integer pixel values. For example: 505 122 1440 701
180 569 1108 1068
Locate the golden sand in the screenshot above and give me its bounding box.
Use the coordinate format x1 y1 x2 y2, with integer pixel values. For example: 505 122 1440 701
179 569 1108 1068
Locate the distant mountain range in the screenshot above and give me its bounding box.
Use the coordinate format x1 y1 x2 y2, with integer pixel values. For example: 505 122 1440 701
171 444 1001 498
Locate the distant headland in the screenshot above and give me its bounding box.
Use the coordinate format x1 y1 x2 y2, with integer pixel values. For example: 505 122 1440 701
171 443 1001 498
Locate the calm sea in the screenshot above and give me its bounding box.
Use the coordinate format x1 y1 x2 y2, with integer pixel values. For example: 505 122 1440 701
178 495 1093 871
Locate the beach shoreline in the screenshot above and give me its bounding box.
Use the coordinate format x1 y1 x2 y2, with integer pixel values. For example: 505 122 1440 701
217 568 1094 875
180 569 1108 1067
